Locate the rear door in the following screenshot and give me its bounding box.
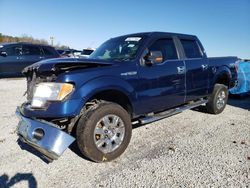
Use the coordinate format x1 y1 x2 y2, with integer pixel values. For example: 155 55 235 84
179 38 209 101
0 44 22 76
21 45 43 69
136 37 185 114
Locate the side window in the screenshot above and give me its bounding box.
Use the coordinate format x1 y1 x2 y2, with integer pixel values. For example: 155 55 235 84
22 45 41 56
42 47 54 56
180 39 202 58
5 46 22 56
148 38 178 61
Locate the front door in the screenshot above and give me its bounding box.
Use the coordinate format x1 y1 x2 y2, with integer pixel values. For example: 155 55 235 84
136 38 185 114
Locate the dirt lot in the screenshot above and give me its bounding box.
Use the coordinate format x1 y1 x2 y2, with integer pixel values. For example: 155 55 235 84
0 78 249 187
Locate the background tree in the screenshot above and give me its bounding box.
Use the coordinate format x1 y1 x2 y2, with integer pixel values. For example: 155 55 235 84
0 34 68 49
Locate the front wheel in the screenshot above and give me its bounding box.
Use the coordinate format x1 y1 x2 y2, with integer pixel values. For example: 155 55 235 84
206 84 229 114
76 101 132 162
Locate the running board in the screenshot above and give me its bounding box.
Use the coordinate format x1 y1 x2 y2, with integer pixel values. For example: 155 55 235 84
139 99 208 125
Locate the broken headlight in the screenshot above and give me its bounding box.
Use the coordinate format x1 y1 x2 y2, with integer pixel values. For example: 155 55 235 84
31 82 74 108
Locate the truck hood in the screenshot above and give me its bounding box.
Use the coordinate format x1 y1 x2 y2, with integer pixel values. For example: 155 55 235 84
23 58 114 75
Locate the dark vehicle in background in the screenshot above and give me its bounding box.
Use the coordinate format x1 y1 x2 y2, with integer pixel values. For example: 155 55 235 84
56 49 65 56
0 42 59 77
16 32 239 162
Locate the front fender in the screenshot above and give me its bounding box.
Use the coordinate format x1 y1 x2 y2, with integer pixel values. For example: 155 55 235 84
73 76 136 109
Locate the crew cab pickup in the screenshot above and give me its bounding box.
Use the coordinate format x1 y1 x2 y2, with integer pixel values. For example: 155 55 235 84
16 32 238 162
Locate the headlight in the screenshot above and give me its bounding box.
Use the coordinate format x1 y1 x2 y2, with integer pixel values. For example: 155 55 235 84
31 82 74 108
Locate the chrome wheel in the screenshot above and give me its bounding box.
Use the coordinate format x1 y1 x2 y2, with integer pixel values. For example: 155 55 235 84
94 114 125 154
216 90 226 109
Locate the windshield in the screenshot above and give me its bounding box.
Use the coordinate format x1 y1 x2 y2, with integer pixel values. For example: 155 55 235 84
89 36 143 61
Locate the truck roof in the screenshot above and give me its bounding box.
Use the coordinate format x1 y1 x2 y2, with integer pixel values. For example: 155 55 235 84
112 31 197 40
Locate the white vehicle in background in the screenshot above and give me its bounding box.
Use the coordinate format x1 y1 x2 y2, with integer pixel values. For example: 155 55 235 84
79 48 95 59
57 48 95 58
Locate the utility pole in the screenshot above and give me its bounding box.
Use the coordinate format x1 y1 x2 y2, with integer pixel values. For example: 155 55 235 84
50 36 54 46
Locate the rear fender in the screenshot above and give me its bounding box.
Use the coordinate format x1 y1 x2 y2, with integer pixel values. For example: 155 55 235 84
209 66 231 93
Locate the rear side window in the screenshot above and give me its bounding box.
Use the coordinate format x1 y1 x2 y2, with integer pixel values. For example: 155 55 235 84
180 39 202 58
5 46 22 56
148 38 178 61
22 45 41 56
42 47 55 56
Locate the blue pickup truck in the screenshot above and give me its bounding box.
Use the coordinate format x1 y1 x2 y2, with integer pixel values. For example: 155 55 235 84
16 32 238 162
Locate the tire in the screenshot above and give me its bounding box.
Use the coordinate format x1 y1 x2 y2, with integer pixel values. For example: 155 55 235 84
206 84 229 114
76 101 132 162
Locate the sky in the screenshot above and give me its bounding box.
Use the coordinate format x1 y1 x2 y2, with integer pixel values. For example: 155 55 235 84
0 0 249 59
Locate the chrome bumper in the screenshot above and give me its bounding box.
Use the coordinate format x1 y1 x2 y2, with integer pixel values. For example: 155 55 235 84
15 107 75 160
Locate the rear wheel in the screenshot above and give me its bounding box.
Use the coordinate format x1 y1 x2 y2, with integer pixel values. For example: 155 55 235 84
206 84 228 114
76 101 132 162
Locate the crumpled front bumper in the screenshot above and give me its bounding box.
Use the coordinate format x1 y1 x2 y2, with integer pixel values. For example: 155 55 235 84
16 107 75 160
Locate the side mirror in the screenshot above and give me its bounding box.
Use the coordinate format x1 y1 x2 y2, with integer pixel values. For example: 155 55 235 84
144 51 163 65
0 51 7 57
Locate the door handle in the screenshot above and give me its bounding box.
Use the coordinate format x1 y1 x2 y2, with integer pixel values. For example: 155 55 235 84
201 64 208 70
177 66 185 74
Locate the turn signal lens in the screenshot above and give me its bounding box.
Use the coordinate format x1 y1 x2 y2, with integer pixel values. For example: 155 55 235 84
58 83 74 100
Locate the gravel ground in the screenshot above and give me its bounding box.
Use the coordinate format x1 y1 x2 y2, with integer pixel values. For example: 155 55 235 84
0 78 249 188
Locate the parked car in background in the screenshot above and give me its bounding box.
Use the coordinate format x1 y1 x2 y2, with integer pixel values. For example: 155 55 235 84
57 48 95 58
58 49 82 58
0 42 59 78
79 48 95 58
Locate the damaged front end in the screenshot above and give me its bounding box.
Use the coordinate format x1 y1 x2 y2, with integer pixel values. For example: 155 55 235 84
16 66 73 160
16 107 75 160
16 58 112 160
16 59 110 160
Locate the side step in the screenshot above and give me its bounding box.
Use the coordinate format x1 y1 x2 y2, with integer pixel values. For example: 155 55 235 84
139 99 208 125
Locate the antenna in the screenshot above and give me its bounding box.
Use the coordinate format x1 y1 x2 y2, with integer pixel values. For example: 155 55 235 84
50 36 54 46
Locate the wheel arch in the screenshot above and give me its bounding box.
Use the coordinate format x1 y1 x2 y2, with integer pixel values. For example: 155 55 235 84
88 89 134 117
74 76 136 117
213 66 232 87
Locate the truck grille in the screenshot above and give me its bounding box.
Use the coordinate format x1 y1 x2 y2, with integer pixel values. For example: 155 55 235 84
25 71 57 102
